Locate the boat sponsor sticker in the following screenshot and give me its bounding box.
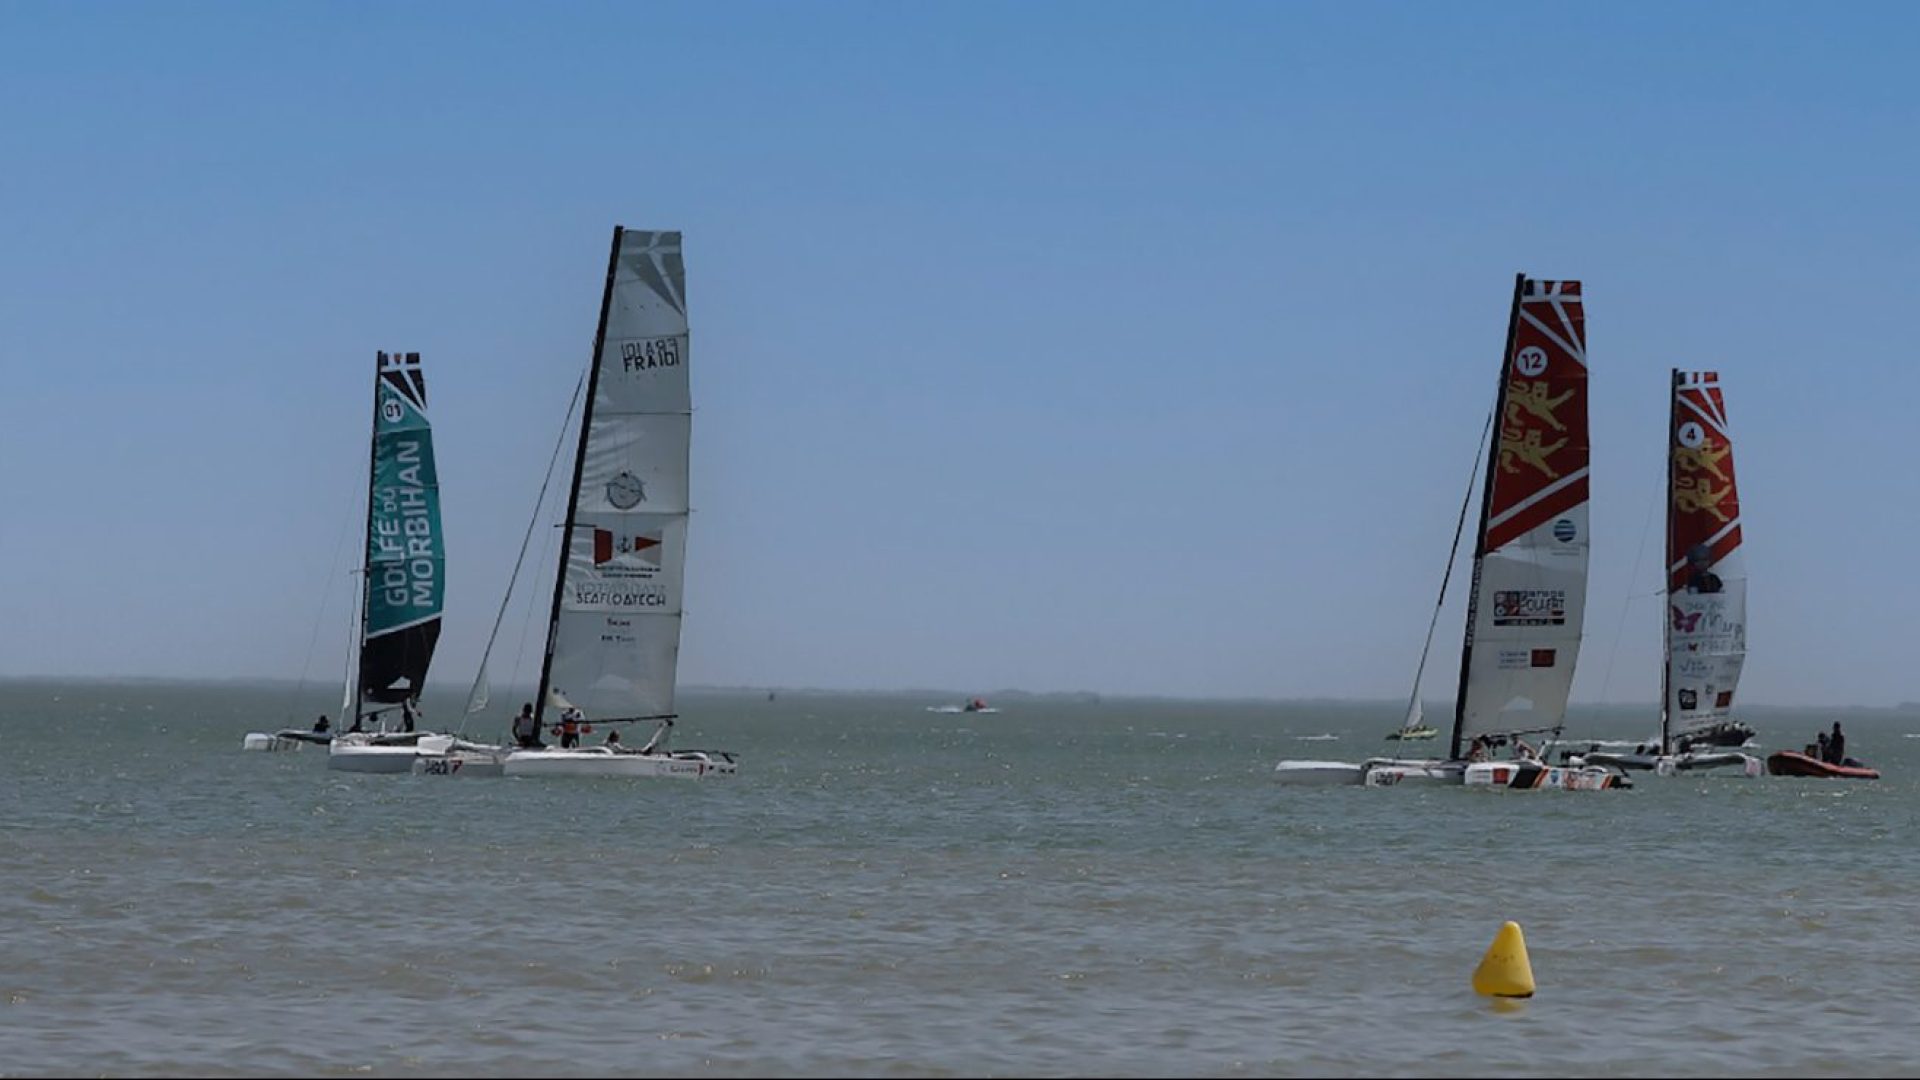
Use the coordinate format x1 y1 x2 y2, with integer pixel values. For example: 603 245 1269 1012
1492 589 1566 626
567 527 672 610
614 334 684 374
591 527 662 568
1494 648 1557 670
1669 595 1743 652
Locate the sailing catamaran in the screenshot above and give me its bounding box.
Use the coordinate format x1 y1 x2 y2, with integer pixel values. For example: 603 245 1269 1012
1277 275 1625 791
245 351 451 761
324 351 462 772
1577 371 1758 776
480 227 736 779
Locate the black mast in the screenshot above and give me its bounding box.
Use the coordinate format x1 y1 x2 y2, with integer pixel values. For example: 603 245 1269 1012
1449 273 1527 762
352 351 384 731
1661 368 1680 754
534 227 625 727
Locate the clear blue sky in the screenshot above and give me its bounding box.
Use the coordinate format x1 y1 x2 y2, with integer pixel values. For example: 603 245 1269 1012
2 3 1914 705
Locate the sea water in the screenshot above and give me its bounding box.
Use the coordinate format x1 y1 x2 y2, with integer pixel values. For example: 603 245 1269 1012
2 680 1917 1077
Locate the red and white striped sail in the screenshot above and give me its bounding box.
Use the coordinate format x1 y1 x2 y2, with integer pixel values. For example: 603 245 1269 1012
1454 279 1590 758
1664 370 1745 748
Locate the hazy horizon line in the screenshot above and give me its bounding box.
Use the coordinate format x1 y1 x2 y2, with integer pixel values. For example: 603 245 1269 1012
2 673 1914 712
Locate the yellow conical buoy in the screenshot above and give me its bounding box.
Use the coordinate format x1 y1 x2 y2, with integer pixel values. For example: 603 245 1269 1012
1472 920 1536 998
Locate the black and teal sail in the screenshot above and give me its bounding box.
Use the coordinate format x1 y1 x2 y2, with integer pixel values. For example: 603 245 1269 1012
354 351 445 720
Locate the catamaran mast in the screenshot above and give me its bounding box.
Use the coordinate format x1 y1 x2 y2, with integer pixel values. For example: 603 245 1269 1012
1449 273 1526 762
351 351 384 731
1660 367 1679 755
533 228 625 728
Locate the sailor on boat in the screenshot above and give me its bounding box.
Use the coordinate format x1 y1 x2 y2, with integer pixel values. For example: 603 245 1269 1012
512 703 542 748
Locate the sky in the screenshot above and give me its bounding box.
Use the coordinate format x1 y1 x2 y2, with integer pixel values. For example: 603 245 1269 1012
1 3 1916 706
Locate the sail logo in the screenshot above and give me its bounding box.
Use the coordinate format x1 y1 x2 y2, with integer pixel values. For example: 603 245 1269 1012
1514 345 1549 377
1552 519 1577 543
1492 589 1565 626
591 527 662 567
1674 442 1731 482
1670 598 1742 647
1677 420 1706 449
606 470 647 510
371 438 439 611
1673 476 1733 523
620 336 681 373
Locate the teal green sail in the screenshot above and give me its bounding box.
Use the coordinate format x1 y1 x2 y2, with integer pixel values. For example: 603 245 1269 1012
358 351 444 703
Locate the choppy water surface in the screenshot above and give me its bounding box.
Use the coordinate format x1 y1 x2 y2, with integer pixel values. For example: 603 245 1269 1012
4 681 1920 1077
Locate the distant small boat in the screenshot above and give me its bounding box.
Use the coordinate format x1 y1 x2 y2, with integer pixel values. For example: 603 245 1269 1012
1766 750 1878 780
1384 725 1438 741
927 698 1000 715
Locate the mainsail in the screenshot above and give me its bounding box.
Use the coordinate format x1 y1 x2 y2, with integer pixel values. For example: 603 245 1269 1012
1663 370 1745 751
356 351 445 711
1451 277 1590 760
535 228 690 724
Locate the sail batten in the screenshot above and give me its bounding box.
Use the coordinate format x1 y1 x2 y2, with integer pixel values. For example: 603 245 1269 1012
1452 278 1590 758
537 228 691 723
1663 370 1746 750
357 351 445 706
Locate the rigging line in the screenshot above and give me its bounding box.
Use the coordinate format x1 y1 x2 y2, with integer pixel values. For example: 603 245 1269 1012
281 483 364 727
509 472 564 710
1595 460 1663 711
459 367 587 734
1397 406 1495 738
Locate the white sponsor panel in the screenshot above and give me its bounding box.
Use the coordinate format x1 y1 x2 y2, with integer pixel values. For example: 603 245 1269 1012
545 610 681 719
560 513 686 614
578 414 691 516
1459 505 1589 746
596 230 691 415
1666 579 1747 740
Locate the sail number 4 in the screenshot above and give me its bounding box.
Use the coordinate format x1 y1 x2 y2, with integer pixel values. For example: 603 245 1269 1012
621 337 680 372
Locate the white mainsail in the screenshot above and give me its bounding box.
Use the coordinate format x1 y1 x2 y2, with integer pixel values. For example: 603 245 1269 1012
538 229 691 722
1453 278 1590 759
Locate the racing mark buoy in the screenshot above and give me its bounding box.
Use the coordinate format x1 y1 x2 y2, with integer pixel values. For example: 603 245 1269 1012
1472 920 1536 998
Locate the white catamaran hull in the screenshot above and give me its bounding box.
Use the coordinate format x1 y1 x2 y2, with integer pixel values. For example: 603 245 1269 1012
1362 759 1466 786
1575 750 1761 777
1463 760 1629 791
501 747 738 779
412 750 507 778
1272 760 1366 786
242 729 333 752
327 733 458 773
242 732 301 752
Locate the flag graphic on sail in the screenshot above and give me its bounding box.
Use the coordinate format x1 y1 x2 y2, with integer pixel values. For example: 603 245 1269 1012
540 229 690 721
1453 279 1590 759
359 351 444 703
1665 370 1745 746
